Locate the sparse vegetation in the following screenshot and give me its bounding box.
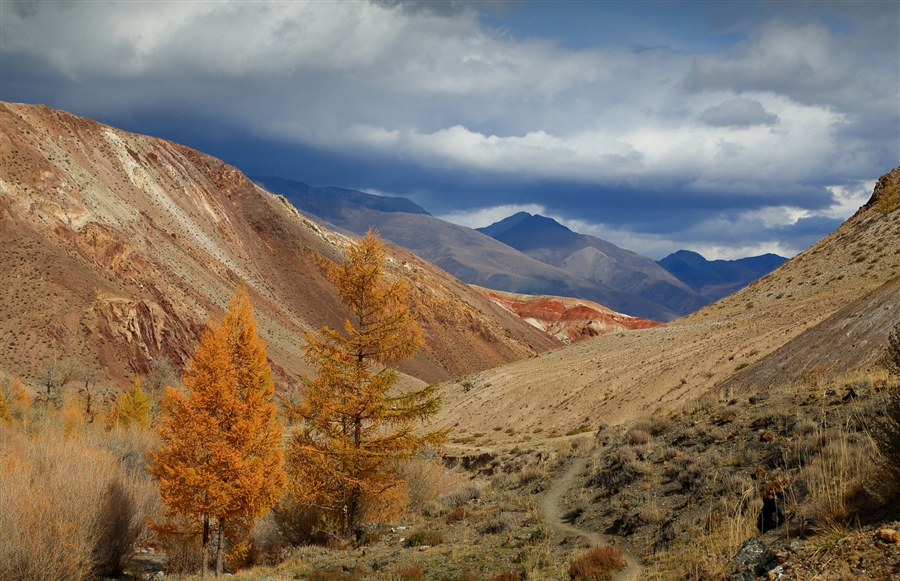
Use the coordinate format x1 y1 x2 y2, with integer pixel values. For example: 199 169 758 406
568 546 626 581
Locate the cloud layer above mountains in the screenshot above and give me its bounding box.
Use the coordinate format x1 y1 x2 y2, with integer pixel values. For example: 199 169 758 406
3 0 897 259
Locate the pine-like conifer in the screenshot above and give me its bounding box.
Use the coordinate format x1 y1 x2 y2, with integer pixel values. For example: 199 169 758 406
150 284 284 576
285 231 445 540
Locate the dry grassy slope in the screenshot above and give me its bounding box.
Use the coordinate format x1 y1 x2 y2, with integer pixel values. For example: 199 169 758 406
0 102 559 389
436 167 900 435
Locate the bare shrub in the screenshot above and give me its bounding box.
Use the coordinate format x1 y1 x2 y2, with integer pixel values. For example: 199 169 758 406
611 445 638 466
481 511 516 535
517 464 544 486
248 511 285 566
631 415 675 438
624 428 650 446
272 500 334 546
401 450 463 516
490 471 516 490
0 427 155 580
447 506 470 524
445 483 483 508
568 546 626 581
490 570 522 581
397 564 425 581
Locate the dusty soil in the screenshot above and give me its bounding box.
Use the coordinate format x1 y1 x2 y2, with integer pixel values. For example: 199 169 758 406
540 456 642 580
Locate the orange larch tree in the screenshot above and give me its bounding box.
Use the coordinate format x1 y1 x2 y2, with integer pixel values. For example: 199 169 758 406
150 284 284 577
285 231 445 540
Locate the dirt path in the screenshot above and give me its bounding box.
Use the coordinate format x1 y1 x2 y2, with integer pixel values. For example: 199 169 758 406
541 457 643 580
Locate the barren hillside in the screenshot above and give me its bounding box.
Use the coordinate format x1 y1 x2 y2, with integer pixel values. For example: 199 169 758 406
436 167 900 435
474 286 662 344
0 102 559 390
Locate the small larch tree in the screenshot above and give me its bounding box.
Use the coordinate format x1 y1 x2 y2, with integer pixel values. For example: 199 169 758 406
150 284 285 577
117 375 150 428
285 231 445 540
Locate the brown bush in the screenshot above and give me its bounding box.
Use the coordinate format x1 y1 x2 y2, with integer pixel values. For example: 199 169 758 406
0 426 157 580
568 546 627 581
447 506 471 524
491 570 522 581
397 564 425 581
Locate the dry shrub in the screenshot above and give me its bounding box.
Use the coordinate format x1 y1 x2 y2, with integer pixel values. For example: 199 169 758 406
490 471 516 490
0 426 156 580
445 483 484 509
153 514 203 575
273 501 334 546
397 564 425 581
406 530 444 547
490 570 522 581
447 506 470 524
568 546 626 581
401 450 469 516
799 422 877 526
248 511 285 566
872 389 900 495
481 511 516 535
517 464 544 486
646 486 760 580
624 428 651 446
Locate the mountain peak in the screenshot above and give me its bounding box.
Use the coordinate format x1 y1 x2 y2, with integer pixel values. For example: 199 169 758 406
475 211 533 238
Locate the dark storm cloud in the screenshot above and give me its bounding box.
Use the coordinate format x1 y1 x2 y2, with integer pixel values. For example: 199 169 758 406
0 0 895 259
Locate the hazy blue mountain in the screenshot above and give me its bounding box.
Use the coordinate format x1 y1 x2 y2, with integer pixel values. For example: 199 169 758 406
657 250 788 302
477 213 709 316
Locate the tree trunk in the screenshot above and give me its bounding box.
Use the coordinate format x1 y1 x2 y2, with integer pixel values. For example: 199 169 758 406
215 517 225 577
201 514 210 578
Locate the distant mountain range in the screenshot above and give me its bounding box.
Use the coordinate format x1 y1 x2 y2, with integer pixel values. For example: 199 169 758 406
254 176 786 321
252 177 681 322
476 212 708 315
656 250 788 302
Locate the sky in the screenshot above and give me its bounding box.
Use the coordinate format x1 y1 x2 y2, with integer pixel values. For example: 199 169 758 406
2 0 898 260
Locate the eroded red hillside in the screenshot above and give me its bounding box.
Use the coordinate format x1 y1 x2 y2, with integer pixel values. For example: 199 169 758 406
0 102 559 390
476 287 663 343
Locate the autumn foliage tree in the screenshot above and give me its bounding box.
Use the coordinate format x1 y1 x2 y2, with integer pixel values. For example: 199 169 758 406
150 284 285 577
285 231 445 540
117 375 150 428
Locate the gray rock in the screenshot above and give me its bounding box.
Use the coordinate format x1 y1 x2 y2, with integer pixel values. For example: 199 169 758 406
728 537 778 581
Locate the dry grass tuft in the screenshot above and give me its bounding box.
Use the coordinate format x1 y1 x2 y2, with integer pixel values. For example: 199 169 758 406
568 546 627 581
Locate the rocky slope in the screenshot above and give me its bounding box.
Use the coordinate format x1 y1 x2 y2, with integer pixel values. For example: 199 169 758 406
0 102 560 390
474 286 662 344
478 212 708 316
436 167 900 435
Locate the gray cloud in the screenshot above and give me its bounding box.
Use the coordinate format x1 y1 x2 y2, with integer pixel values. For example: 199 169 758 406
699 98 778 128
0 0 895 260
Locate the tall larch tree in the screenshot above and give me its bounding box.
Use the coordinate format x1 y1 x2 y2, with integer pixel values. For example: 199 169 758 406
150 284 285 577
285 231 445 540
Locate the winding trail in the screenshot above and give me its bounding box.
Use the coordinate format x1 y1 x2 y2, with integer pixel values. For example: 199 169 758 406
540 457 643 580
